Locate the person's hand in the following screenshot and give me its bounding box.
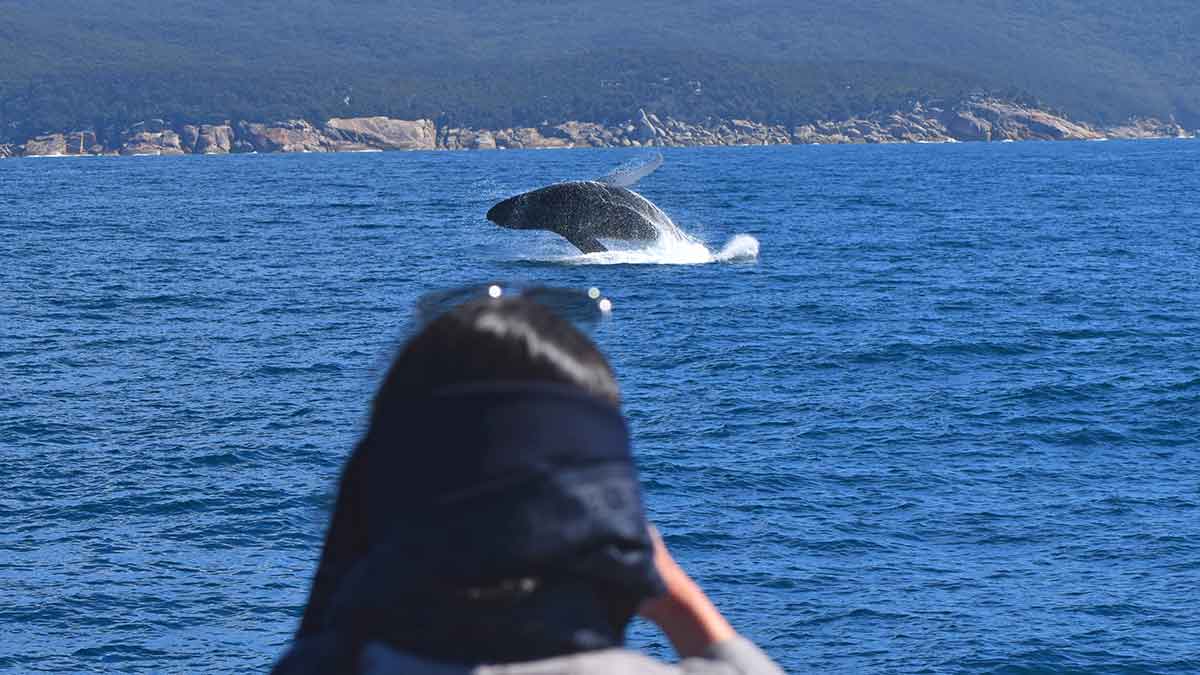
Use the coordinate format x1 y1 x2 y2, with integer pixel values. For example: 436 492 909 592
638 526 737 658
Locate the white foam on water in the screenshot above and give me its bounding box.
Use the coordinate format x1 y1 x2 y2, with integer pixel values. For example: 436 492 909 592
714 234 761 262
557 228 760 266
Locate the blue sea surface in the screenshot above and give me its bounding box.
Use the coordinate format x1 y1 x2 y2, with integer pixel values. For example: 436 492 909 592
2 141 1199 673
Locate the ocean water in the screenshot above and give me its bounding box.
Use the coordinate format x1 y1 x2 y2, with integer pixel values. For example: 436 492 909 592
2 141 1198 673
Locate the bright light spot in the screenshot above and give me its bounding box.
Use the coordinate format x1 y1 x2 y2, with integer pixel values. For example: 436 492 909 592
587 287 601 300
598 298 613 313
488 285 502 298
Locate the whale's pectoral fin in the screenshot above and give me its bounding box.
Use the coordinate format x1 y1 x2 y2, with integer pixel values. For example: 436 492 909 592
599 152 664 188
562 232 608 254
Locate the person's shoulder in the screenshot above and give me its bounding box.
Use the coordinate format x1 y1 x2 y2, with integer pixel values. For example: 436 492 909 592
694 636 787 675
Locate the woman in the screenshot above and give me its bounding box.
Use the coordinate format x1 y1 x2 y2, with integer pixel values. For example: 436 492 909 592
273 288 784 674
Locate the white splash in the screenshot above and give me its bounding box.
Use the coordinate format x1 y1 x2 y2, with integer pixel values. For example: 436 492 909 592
715 234 760 262
558 228 759 266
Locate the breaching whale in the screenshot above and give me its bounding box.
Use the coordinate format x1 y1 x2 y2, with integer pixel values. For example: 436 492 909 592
486 154 680 254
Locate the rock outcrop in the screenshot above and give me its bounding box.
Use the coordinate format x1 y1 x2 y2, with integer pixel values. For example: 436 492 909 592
940 109 992 141
951 99 1102 141
439 127 498 150
238 120 327 153
70 131 104 154
22 133 69 156
1 102 1194 159
786 98 1103 145
19 131 103 156
443 120 650 149
181 124 236 154
233 117 437 153
324 117 435 150
1105 118 1193 140
636 109 661 144
551 121 615 147
492 126 572 149
120 120 186 155
658 117 793 146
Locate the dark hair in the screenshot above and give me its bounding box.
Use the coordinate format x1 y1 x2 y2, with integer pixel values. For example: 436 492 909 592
372 296 621 414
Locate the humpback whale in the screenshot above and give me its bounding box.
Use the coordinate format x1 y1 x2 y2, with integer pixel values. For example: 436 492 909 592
486 154 679 254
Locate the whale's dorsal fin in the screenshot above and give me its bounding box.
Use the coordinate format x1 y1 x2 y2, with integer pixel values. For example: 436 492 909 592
598 152 663 188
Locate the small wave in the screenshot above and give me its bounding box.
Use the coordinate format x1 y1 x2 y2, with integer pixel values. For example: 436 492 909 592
255 363 341 376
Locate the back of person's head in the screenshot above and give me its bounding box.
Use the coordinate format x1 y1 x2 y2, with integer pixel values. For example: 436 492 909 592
284 294 661 671
372 296 621 414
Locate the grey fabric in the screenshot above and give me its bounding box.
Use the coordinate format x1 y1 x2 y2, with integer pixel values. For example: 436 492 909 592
358 636 786 675
699 636 787 675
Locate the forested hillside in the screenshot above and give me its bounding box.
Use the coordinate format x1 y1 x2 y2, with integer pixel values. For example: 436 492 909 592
1 0 1197 141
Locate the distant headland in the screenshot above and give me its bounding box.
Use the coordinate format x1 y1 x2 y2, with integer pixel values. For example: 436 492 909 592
1 98 1193 159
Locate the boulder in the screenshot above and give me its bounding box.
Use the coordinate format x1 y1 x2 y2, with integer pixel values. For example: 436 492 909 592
471 130 497 150
120 121 185 155
533 124 578 147
767 126 792 144
195 124 235 154
792 125 819 143
437 127 466 150
941 110 993 141
323 117 436 150
237 120 327 153
181 125 200 150
19 131 103 156
635 109 660 144
492 127 570 149
1104 118 1192 140
436 127 462 149
23 133 69 156
438 128 498 150
723 119 768 144
492 129 515 148
65 131 99 154
955 99 1101 141
552 121 609 147
522 127 570 148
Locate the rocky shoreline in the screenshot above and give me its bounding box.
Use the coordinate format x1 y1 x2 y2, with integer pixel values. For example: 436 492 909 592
1 98 1193 159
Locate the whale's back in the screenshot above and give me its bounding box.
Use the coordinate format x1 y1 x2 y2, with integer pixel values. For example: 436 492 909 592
487 181 674 252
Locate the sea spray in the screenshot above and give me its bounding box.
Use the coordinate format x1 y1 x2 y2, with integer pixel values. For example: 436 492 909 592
558 230 760 266
715 234 760 262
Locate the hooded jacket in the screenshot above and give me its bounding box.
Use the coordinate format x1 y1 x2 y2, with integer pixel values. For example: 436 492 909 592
275 383 670 671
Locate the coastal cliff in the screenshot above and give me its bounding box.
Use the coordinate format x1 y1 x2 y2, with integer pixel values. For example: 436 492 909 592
4 98 1193 159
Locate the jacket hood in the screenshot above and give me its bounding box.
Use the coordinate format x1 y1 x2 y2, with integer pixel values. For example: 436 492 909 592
277 383 663 672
